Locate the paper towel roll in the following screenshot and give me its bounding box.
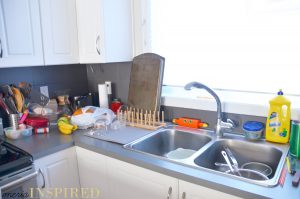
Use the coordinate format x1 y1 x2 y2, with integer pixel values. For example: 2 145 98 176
98 84 109 108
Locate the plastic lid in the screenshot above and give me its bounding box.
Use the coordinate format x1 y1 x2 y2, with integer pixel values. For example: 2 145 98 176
277 89 284 95
243 121 264 131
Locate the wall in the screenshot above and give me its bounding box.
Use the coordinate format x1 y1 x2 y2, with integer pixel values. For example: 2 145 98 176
0 64 88 97
86 63 267 135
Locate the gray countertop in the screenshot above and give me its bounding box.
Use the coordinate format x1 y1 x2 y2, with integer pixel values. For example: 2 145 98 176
5 127 300 199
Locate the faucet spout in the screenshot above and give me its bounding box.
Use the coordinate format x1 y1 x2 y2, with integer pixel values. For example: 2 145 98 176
184 81 234 137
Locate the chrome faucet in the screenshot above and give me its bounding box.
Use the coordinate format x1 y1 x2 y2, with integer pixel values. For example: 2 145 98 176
184 81 235 137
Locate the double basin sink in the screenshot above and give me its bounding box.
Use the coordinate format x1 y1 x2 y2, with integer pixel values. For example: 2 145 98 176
124 126 289 187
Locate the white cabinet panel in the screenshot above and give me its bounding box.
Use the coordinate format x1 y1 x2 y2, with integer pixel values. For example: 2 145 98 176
0 0 43 67
107 157 178 199
76 0 103 63
35 147 81 199
179 180 242 199
76 147 108 199
40 0 79 65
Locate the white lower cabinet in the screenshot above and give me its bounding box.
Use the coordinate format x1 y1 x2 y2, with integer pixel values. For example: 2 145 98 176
107 157 178 199
179 180 242 199
34 147 81 199
76 147 108 199
75 147 242 199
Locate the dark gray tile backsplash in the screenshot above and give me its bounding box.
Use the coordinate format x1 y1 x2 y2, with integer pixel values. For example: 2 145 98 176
0 64 88 98
0 61 267 133
86 62 132 103
86 62 267 134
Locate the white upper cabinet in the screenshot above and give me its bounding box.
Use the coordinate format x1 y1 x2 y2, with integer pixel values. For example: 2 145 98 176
76 0 133 63
0 0 44 67
76 0 103 63
39 0 79 65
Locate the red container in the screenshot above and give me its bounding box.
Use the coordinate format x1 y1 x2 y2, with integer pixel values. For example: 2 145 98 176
25 117 49 128
110 99 122 113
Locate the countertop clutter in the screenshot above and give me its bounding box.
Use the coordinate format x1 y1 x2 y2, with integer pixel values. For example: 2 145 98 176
4 127 300 199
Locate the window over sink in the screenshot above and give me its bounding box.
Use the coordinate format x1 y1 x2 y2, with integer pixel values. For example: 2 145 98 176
134 0 300 96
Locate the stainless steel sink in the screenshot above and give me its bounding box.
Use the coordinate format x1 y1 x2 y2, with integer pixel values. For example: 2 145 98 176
193 139 287 186
124 127 212 158
124 126 289 187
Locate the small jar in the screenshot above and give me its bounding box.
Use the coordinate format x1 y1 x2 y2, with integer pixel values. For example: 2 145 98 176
243 121 264 141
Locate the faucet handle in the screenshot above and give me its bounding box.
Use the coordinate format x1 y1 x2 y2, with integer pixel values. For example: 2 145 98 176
226 119 236 128
220 119 236 133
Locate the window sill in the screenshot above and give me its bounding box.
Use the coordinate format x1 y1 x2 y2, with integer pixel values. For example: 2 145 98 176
161 86 300 120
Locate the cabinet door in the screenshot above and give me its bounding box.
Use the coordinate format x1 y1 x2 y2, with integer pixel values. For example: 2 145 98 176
0 0 43 67
107 157 178 199
34 147 81 199
179 180 242 199
76 0 133 64
76 147 108 199
39 0 79 65
76 0 104 63
102 0 133 63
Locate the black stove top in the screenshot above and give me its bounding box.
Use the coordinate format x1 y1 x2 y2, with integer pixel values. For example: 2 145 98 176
0 141 33 180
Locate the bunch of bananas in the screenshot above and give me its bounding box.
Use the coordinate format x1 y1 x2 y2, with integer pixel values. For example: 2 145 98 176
57 117 78 135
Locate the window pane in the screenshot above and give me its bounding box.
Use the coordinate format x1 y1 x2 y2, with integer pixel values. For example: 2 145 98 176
149 0 300 95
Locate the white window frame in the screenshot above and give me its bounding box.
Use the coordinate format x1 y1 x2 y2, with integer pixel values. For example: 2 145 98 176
132 0 300 120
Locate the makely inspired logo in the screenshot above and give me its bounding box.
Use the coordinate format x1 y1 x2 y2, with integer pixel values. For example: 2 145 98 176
29 187 101 199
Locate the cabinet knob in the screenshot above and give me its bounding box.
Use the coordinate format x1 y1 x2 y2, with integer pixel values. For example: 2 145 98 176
96 35 101 55
0 39 3 58
167 186 172 199
181 192 186 199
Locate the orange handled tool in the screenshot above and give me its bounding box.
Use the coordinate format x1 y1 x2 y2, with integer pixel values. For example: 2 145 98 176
172 117 208 129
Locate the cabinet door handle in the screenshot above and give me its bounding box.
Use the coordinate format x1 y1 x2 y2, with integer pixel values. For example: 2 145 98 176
38 169 46 188
96 35 101 55
167 187 172 199
0 38 3 58
181 192 186 199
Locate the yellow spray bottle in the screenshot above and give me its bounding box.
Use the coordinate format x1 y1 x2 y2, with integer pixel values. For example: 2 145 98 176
266 90 291 143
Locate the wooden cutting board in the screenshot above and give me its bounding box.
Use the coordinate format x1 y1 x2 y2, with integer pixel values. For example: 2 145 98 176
127 53 165 111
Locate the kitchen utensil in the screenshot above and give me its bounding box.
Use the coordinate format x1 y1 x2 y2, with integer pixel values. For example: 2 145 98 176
0 96 10 114
221 150 235 173
215 162 229 167
225 169 269 181
4 97 18 114
11 86 24 113
224 147 242 176
127 53 165 111
1 85 18 114
241 162 272 177
18 82 32 104
290 121 300 158
0 85 14 96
